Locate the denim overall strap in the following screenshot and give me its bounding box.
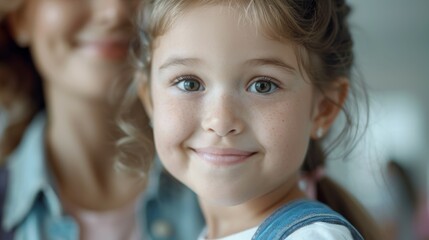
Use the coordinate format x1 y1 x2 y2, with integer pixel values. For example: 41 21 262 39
0 167 15 239
252 199 363 240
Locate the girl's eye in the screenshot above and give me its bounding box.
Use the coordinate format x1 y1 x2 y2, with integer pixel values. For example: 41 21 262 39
174 76 205 92
248 78 278 94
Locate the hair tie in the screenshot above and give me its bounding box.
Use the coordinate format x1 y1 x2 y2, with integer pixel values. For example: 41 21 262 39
299 167 326 200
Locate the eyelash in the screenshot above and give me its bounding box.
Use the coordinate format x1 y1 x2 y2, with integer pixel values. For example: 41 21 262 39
172 75 280 94
173 75 205 92
247 76 280 94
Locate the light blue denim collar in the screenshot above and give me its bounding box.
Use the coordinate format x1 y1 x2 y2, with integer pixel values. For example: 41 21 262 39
3 113 62 231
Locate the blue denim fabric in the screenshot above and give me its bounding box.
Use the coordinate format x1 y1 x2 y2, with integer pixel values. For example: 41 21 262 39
0 167 14 240
252 199 363 240
1 113 204 240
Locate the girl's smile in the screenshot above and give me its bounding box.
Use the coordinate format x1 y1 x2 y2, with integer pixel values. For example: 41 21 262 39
191 147 257 167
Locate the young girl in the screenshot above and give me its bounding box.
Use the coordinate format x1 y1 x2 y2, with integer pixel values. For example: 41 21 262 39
120 0 381 239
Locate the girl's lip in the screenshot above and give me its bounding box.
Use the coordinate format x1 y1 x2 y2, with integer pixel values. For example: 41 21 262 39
192 148 256 166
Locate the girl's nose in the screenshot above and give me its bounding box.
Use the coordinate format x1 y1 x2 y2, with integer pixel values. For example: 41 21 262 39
201 94 244 137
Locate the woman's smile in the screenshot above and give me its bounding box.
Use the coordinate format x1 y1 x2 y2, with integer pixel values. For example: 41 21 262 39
78 35 130 60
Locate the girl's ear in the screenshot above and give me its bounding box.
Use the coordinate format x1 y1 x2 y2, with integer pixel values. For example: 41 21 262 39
137 75 153 120
311 78 349 139
6 6 31 47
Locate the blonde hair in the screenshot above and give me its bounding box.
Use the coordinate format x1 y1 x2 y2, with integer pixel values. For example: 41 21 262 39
0 0 45 164
114 2 155 178
119 0 381 238
115 77 154 178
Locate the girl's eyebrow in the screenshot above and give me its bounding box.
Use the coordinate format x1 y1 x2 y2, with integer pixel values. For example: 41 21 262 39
245 58 297 74
158 57 296 74
159 57 202 70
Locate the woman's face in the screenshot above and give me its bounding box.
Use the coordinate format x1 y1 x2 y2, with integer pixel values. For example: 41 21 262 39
10 0 137 100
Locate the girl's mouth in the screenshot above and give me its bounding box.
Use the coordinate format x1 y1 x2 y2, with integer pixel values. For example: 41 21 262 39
192 147 256 166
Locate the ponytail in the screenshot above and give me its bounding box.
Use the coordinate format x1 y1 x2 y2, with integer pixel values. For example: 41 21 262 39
303 140 383 240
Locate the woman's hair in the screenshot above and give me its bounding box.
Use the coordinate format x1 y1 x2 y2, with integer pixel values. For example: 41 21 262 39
0 1 45 164
118 0 381 238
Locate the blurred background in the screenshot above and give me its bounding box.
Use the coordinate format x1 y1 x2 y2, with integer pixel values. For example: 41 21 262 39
327 0 429 239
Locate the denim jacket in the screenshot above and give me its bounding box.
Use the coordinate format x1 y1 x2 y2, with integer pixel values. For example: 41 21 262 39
252 199 363 240
1 113 204 240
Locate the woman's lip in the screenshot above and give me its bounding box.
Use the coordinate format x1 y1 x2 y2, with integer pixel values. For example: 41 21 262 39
192 148 256 166
79 39 130 60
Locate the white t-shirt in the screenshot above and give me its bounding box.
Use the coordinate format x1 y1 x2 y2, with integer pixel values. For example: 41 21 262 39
198 222 353 240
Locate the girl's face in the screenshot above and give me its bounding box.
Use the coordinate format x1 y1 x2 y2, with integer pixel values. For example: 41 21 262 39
146 5 327 206
9 0 137 99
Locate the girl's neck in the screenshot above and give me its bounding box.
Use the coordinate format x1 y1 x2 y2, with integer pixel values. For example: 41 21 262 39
200 177 306 239
45 87 144 211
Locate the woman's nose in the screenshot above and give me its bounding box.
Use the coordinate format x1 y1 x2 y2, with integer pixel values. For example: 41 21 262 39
94 0 131 28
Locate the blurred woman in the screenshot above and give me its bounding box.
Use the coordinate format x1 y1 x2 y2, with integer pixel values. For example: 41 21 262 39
0 0 203 239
